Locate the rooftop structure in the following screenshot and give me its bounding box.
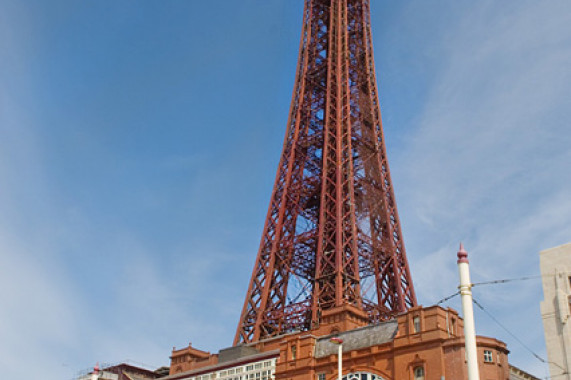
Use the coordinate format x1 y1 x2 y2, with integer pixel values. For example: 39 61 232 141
77 362 165 380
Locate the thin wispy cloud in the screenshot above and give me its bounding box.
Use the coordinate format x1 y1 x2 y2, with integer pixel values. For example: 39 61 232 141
390 0 571 375
0 1 569 379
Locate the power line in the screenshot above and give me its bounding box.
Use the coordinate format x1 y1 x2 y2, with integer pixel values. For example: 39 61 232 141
431 274 545 306
429 274 569 379
472 297 568 377
434 291 460 305
472 274 543 287
545 373 571 380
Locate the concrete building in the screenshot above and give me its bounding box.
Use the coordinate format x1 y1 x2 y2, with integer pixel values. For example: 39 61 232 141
167 305 510 380
540 242 571 380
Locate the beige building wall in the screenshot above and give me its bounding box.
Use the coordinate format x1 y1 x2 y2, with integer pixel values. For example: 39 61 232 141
540 242 571 380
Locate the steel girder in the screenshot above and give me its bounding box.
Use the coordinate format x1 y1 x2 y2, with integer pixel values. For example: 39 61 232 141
234 0 417 345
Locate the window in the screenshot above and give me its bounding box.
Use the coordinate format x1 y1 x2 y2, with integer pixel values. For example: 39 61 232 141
413 316 421 333
291 345 297 360
317 373 326 380
484 350 493 363
413 366 424 380
413 366 425 380
342 373 385 380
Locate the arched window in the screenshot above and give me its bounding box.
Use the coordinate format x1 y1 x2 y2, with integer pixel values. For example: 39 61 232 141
413 366 425 380
341 372 385 380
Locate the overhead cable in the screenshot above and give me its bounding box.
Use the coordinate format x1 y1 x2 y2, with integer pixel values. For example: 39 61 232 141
472 275 543 287
434 291 460 306
472 297 568 376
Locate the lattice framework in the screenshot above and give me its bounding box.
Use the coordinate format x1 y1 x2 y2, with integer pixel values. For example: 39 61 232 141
235 0 416 345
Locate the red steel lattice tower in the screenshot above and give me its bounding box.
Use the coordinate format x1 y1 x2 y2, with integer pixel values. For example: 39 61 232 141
235 0 416 345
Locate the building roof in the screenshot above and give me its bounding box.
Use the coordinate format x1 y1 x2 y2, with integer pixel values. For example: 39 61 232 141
315 320 398 358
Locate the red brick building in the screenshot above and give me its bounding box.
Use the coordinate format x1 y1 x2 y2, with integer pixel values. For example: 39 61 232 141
167 305 509 380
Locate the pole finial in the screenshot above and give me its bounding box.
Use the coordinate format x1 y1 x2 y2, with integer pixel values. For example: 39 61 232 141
457 243 469 263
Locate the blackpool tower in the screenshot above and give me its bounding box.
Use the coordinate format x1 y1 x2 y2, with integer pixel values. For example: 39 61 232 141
235 0 417 345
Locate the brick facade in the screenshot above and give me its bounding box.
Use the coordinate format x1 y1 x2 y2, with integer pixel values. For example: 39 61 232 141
167 305 509 380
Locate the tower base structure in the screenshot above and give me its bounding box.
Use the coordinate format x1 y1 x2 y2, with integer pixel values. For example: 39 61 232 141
167 306 510 380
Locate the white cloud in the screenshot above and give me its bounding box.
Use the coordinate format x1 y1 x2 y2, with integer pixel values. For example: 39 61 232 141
0 2 569 379
0 232 83 379
395 0 571 374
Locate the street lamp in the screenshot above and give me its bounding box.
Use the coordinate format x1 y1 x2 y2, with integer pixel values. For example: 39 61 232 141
330 337 344 380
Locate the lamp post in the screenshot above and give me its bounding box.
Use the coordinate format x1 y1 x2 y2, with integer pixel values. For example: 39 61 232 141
330 337 344 380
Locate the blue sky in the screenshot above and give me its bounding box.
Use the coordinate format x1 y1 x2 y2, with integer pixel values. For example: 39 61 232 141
1 1 570 379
